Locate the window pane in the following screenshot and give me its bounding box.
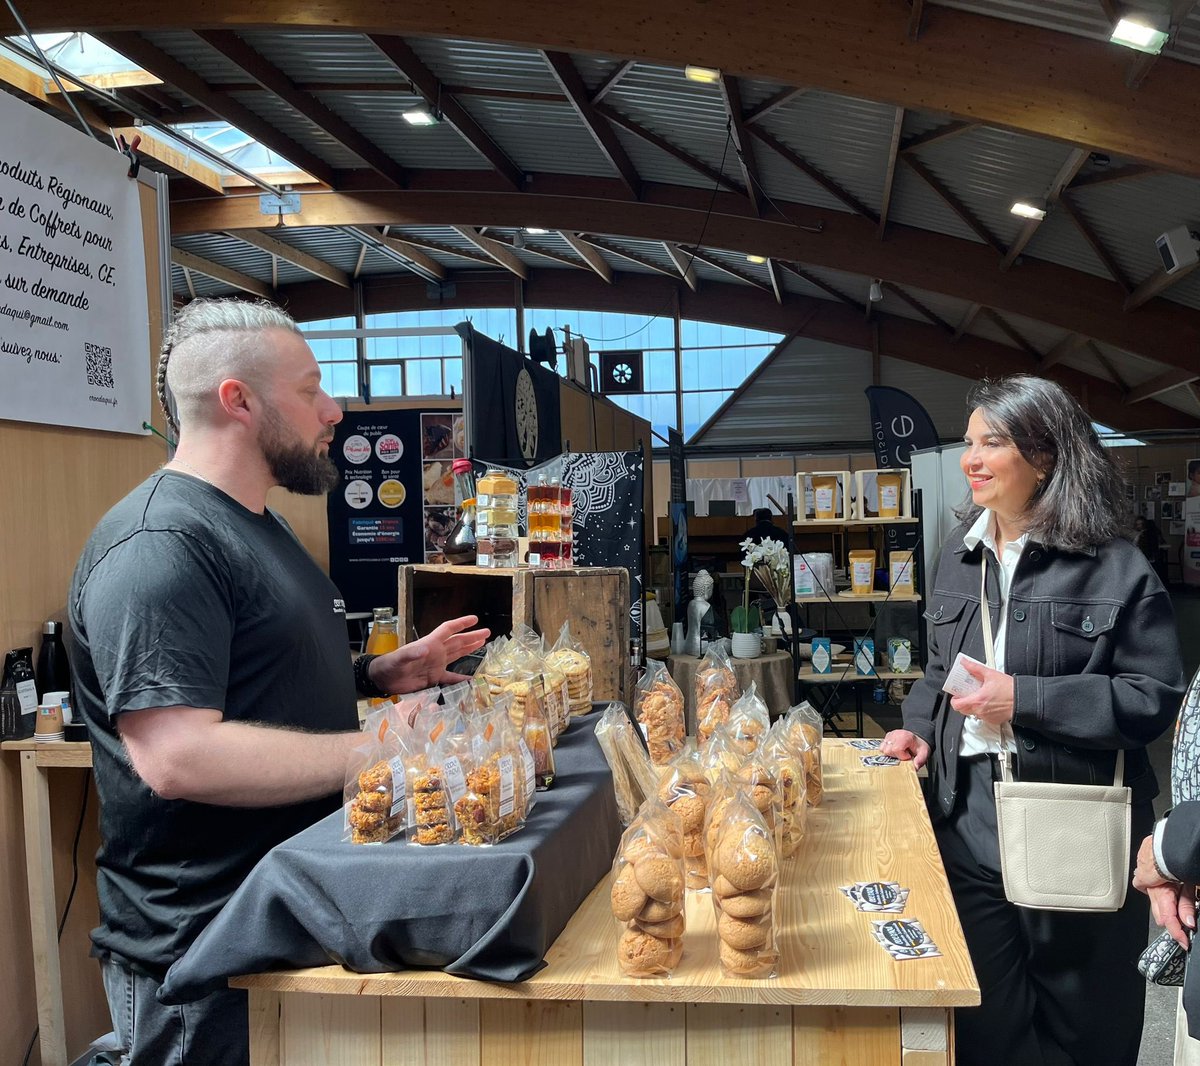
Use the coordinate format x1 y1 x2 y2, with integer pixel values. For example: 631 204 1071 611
650 393 678 435
645 349 676 391
369 364 403 397
412 360 443 395
682 390 733 440
329 362 359 398
299 315 354 331
444 358 463 395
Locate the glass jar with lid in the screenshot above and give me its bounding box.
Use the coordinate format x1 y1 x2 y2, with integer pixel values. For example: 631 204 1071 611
476 469 519 567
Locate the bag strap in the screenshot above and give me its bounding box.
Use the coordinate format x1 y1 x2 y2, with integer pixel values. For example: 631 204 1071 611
982 549 1124 788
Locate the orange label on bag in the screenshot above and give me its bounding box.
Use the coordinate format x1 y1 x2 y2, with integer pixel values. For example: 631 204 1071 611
430 721 445 743
484 722 495 742
377 718 389 743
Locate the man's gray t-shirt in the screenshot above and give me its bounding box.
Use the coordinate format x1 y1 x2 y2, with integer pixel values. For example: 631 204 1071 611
70 471 358 978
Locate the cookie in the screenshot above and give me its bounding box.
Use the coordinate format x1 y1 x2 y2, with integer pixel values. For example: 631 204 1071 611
634 912 685 938
637 897 683 923
718 912 771 950
617 927 673 976
716 832 777 891
633 855 684 902
667 794 706 834
611 863 650 922
719 888 772 918
356 789 392 814
719 939 777 978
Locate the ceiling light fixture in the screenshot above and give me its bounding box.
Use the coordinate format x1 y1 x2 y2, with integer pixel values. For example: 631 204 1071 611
1010 200 1047 221
746 254 767 264
684 64 721 84
402 107 439 127
524 227 549 235
1110 17 1168 53
868 279 884 303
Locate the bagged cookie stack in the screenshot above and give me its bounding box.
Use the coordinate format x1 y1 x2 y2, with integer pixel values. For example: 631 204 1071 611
635 659 686 767
695 644 739 745
595 702 662 826
762 719 807 857
547 620 593 719
658 742 711 889
708 791 780 978
783 702 824 807
610 799 686 977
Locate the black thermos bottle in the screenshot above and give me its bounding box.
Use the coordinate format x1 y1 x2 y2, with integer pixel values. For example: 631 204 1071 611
36 621 71 697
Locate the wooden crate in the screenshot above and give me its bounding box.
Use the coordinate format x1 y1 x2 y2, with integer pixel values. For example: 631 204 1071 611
398 565 631 703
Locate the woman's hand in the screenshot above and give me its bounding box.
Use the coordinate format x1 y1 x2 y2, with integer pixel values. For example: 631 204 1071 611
880 729 931 769
949 658 1015 726
370 615 490 694
1134 833 1195 950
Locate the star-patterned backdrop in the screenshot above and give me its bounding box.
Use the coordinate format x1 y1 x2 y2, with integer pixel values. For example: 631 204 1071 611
471 450 645 642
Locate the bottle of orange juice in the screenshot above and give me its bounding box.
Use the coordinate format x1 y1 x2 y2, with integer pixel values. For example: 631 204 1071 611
364 608 400 706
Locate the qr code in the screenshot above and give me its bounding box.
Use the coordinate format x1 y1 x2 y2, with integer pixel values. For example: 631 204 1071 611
84 342 114 388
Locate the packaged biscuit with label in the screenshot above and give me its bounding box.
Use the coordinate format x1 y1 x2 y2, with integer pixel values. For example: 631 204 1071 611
595 702 660 826
635 659 686 767
547 620 594 719
343 703 409 845
658 741 712 890
695 644 739 745
611 797 686 977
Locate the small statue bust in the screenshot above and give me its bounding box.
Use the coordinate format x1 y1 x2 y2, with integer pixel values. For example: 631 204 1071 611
684 569 714 657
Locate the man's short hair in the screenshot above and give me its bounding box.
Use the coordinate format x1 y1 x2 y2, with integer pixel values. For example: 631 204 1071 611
753 507 772 523
158 298 301 434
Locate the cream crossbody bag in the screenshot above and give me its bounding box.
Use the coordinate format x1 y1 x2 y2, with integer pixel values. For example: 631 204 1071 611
980 556 1131 912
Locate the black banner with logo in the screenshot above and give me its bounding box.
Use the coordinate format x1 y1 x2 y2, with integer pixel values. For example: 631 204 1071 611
459 322 562 468
668 428 688 609
327 406 463 613
864 386 941 553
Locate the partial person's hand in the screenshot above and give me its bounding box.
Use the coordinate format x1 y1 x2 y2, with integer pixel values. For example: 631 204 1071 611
1134 834 1195 950
949 658 1015 727
880 729 931 769
371 615 490 694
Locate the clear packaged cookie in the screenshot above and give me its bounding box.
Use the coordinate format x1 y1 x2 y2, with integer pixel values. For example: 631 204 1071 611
695 643 739 745
635 659 686 767
658 740 711 890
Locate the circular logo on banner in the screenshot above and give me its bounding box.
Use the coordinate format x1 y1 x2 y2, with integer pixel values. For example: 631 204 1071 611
515 369 539 460
344 479 373 509
378 479 406 508
342 434 372 464
375 434 403 464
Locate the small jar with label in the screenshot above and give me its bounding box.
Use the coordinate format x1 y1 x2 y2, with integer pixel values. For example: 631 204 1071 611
476 469 519 568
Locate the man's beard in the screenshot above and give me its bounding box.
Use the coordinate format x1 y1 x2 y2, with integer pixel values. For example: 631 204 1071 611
258 409 339 495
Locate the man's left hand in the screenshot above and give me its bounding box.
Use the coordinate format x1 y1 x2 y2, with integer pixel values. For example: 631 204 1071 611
370 615 490 694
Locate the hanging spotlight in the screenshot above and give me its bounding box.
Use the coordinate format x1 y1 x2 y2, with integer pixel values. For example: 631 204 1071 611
868 279 884 303
684 64 721 84
402 107 439 126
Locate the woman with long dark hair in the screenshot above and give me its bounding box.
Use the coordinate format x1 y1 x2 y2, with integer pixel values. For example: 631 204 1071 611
882 375 1184 1066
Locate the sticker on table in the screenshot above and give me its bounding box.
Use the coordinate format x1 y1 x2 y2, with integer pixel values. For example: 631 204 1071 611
871 918 941 960
862 754 900 767
840 881 910 913
849 739 882 750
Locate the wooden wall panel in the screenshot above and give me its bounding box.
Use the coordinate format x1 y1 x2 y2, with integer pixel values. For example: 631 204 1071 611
1 177 164 1066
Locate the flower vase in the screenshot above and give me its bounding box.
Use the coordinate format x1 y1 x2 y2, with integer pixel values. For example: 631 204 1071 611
731 631 763 659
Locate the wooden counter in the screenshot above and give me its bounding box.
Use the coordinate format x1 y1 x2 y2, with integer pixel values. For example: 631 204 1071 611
235 740 978 1065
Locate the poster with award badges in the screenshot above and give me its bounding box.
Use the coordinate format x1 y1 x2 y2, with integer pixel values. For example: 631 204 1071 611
327 407 461 612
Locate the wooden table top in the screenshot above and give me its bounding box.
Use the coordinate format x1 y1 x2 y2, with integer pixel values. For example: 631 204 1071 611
234 740 979 1008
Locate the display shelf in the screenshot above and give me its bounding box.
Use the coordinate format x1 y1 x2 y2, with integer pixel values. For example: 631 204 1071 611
795 591 922 603
792 517 920 528
797 667 925 683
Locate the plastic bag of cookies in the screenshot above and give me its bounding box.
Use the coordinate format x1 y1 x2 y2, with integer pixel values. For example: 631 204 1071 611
734 752 783 846
709 792 780 978
342 702 412 845
610 798 686 977
762 720 807 857
658 741 712 890
595 702 661 826
635 659 686 767
512 624 570 739
405 703 468 846
698 720 745 783
547 620 593 719
725 683 771 758
782 702 824 807
696 643 739 745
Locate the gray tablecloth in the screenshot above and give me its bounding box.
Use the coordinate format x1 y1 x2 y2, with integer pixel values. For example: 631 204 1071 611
160 712 621 1003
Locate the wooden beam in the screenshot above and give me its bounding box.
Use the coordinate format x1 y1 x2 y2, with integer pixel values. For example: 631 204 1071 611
1124 259 1200 311
1056 192 1134 294
96 32 337 186
368 35 523 190
954 302 983 340
453 226 528 278
226 230 350 287
981 307 1041 360
1126 367 1199 404
902 155 1006 255
877 107 905 239
908 0 926 40
900 120 979 155
182 267 196 299
171 247 271 297
596 103 746 194
196 30 407 188
776 261 861 309
354 226 446 280
765 259 784 305
576 234 682 279
1000 147 1089 270
744 86 807 124
1088 341 1129 391
478 231 588 271
169 185 1200 373
1039 332 1086 371
590 60 634 103
882 282 955 334
23 2 1200 180
720 74 762 215
541 51 640 198
683 247 773 292
748 125 879 222
663 242 698 291
46 67 162 91
559 231 613 282
1068 164 1156 189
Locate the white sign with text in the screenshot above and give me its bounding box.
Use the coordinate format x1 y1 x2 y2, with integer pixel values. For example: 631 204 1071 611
0 90 150 435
